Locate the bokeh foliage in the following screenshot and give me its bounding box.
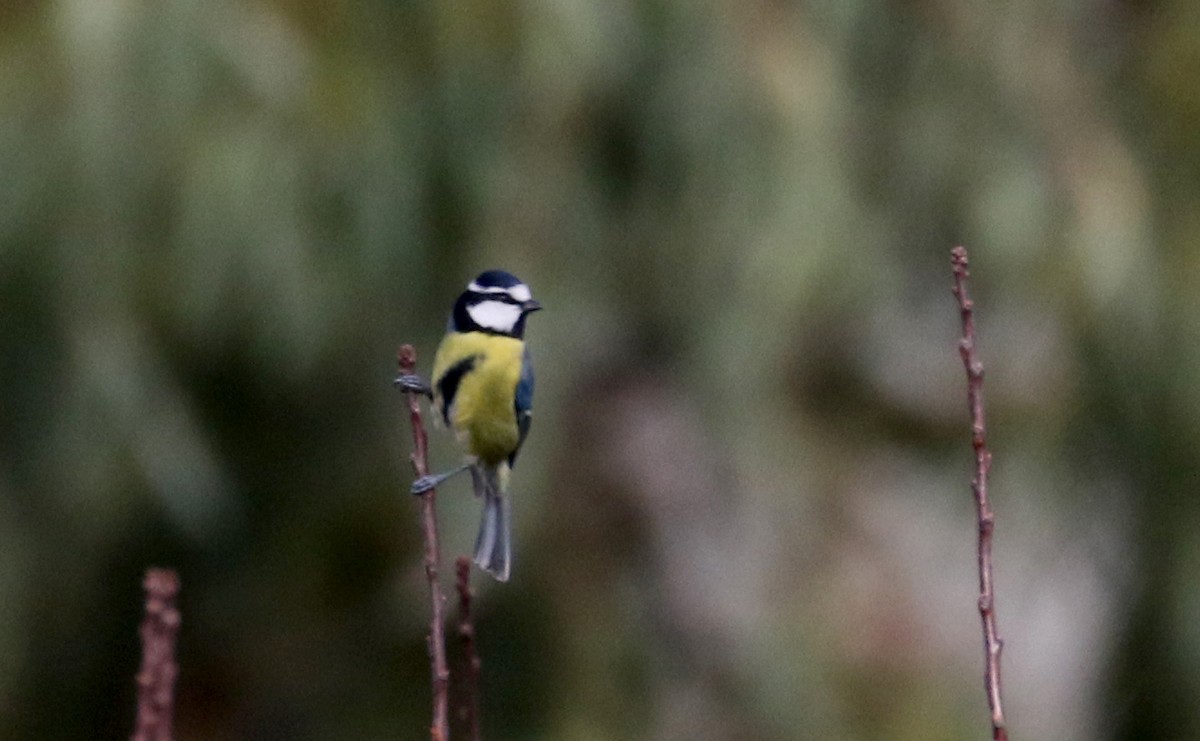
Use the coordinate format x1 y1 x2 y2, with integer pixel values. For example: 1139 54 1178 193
1 0 1197 739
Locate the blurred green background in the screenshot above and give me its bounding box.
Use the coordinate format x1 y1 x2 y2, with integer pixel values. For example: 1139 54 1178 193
1 0 1198 739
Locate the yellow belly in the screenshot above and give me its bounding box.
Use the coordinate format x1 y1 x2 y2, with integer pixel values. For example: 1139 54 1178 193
431 332 524 465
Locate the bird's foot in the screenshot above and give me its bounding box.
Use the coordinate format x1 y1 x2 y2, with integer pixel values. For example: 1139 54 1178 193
410 464 470 495
394 374 433 397
411 475 442 495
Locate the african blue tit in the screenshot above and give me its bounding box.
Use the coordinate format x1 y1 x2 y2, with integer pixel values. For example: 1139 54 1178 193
397 270 541 582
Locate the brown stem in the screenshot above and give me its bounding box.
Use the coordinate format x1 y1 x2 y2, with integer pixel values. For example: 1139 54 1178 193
131 568 180 741
950 247 1009 741
455 556 482 741
398 344 451 741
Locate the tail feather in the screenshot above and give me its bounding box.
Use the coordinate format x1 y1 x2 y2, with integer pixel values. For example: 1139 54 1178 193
472 465 512 582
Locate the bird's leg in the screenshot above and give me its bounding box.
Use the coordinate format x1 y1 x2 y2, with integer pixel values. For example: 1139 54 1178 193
411 464 470 495
470 464 486 497
394 374 433 398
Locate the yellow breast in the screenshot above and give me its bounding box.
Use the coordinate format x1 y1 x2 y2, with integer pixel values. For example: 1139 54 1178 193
431 332 525 465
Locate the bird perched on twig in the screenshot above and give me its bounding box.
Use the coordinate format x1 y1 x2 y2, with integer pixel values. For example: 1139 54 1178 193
396 270 542 581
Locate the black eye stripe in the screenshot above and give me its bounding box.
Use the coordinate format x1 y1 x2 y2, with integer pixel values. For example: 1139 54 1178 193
470 292 521 305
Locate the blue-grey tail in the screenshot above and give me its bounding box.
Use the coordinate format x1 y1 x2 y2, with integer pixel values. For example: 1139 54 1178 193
472 466 511 582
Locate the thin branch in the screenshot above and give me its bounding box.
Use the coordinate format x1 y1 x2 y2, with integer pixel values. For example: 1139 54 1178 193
950 246 1009 741
131 568 181 741
398 344 451 741
455 556 482 741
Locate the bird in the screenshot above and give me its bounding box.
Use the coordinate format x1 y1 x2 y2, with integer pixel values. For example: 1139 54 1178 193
396 270 542 582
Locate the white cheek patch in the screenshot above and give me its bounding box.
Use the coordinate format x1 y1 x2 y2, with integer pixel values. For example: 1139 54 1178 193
467 300 522 333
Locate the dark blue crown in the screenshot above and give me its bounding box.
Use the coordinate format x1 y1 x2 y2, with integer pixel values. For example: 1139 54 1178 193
471 270 523 290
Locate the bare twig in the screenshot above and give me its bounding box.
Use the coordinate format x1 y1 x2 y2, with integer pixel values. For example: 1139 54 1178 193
131 568 180 741
455 556 482 741
398 344 451 741
950 246 1009 741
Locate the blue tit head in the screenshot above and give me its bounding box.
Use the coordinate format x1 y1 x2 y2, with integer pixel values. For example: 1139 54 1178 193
450 270 542 338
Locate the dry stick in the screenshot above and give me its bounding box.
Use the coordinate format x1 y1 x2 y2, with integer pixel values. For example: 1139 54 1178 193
398 344 451 741
455 556 482 741
950 246 1009 741
131 568 181 741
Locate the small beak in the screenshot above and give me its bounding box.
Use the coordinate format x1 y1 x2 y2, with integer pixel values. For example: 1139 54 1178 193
522 299 543 313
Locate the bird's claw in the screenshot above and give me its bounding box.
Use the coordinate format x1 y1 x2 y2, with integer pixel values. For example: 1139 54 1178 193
410 465 469 495
395 374 432 397
411 475 440 495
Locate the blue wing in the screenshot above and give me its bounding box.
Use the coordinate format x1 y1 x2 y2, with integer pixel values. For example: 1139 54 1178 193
509 345 535 467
